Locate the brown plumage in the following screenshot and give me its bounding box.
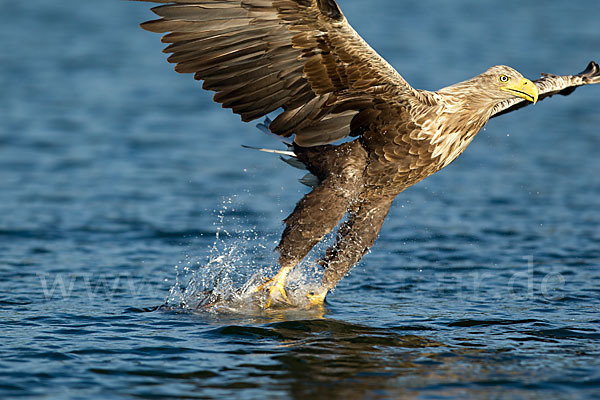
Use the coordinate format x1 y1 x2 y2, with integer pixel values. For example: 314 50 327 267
134 0 600 307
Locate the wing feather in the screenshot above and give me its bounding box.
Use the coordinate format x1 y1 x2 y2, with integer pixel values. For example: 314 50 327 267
135 0 427 146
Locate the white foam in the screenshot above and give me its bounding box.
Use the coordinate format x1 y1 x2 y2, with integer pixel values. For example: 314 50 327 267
164 197 330 314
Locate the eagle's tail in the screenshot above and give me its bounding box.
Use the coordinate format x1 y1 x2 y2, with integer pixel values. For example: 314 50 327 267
243 117 321 188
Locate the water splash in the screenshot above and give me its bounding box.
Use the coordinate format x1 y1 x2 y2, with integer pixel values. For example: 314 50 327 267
165 196 327 313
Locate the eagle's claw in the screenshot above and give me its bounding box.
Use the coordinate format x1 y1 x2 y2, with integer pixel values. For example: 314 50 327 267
306 289 328 306
256 267 293 308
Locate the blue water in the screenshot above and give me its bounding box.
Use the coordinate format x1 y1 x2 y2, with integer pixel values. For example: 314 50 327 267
1 0 599 398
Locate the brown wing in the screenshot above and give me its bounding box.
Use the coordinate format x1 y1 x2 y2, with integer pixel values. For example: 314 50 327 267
491 61 600 119
136 0 429 146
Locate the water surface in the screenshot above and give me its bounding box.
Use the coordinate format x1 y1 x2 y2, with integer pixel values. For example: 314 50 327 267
1 0 599 398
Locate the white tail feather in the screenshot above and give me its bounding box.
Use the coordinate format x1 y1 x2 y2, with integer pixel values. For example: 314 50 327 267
241 145 296 157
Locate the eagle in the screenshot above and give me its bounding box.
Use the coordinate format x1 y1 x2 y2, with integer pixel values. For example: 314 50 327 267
134 0 600 307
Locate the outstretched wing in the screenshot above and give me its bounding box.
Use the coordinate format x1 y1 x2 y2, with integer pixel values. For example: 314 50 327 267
491 61 600 119
136 0 428 146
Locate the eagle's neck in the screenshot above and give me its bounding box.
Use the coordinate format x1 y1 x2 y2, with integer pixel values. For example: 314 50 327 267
438 77 504 119
421 94 494 168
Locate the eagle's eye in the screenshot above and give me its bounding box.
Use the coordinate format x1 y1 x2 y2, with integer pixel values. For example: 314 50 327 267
499 74 510 83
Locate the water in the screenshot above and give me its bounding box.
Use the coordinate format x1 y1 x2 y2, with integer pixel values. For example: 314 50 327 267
1 0 599 398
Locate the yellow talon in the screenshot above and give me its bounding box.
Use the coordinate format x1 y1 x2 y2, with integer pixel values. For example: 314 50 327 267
306 289 328 307
264 280 289 308
256 266 292 308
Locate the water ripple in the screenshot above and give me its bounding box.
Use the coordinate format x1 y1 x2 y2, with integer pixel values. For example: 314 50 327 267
1 0 599 399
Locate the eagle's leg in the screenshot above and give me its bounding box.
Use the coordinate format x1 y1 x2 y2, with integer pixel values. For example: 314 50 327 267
259 143 368 308
313 196 395 302
259 177 359 307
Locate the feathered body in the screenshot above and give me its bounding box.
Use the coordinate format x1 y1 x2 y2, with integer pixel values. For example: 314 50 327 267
134 0 600 305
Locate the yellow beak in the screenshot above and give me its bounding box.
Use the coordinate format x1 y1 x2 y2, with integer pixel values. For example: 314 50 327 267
501 77 539 104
